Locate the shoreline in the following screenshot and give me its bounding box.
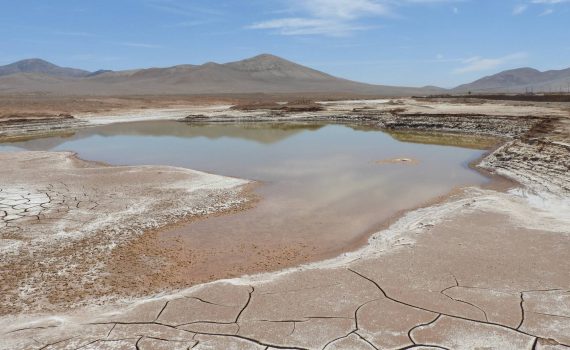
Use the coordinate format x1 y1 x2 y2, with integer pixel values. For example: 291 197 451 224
98 120 507 301
0 139 500 314
0 151 254 315
3 180 568 349
0 99 559 305
1 98 569 349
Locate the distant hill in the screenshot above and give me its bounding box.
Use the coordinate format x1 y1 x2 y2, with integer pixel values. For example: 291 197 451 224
0 58 90 78
455 67 570 93
0 54 443 96
2 56 569 96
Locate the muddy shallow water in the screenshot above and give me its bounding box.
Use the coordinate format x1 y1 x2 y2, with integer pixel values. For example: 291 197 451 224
0 121 492 287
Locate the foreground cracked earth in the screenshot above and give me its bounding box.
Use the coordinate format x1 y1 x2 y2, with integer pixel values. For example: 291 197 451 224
0 152 249 315
3 185 569 349
0 189 53 225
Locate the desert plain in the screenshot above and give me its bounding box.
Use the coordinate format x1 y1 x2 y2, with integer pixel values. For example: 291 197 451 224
0 94 569 350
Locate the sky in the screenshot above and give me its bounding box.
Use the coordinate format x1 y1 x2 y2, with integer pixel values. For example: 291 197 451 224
0 0 568 88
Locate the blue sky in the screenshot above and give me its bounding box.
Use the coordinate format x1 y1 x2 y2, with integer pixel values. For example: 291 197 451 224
0 0 568 87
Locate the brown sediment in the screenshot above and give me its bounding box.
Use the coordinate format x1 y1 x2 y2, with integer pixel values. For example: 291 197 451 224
385 129 501 150
230 99 324 112
102 183 261 298
101 159 506 305
0 113 85 142
0 94 387 117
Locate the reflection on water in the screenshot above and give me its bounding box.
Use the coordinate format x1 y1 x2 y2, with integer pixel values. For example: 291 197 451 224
0 121 490 253
386 129 501 150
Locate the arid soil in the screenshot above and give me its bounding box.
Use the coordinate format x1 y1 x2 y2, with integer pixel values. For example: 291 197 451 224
3 189 569 350
0 152 251 315
0 98 569 349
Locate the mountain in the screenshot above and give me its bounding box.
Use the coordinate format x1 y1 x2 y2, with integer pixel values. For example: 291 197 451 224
0 54 443 96
2 56 568 96
0 58 90 78
455 67 570 93
224 54 335 80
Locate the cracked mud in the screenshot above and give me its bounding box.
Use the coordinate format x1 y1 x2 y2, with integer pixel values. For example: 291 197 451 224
1 99 569 349
0 152 251 315
5 205 569 350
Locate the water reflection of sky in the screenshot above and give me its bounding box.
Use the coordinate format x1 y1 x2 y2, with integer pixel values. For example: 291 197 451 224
1 121 489 248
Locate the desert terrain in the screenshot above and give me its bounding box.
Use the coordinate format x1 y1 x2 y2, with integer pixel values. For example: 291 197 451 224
1 95 569 349
3 0 570 345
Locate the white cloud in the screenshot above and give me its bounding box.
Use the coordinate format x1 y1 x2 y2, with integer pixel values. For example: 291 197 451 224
531 0 569 3
401 0 464 3
248 0 387 36
249 17 369 36
249 0 461 36
513 0 570 16
300 0 390 19
539 8 555 14
454 52 527 74
513 4 528 14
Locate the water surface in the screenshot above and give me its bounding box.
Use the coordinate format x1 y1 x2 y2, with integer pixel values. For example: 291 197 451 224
1 121 490 274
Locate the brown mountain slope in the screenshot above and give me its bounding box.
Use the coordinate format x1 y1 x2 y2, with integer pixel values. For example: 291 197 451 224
0 54 443 96
454 67 570 93
0 58 90 78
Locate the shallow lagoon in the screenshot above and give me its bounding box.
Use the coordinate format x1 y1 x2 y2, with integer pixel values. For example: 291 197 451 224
1 121 491 262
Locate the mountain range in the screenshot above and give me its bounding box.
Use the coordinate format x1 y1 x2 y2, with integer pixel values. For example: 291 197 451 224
0 54 568 96
0 58 90 78
454 67 570 93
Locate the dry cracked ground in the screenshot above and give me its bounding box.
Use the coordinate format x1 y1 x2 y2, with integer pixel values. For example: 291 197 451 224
0 151 250 315
1 99 569 350
3 179 570 349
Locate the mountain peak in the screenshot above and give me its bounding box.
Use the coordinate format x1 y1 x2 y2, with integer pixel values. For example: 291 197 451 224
0 58 90 78
9 58 60 71
14 58 54 65
455 66 570 93
201 61 221 67
223 54 327 80
225 54 294 68
496 67 540 75
249 53 286 61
